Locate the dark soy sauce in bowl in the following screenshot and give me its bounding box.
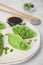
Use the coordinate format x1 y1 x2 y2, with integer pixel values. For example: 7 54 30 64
7 17 23 26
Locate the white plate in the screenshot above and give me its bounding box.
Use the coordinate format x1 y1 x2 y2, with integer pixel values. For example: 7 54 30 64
0 12 40 65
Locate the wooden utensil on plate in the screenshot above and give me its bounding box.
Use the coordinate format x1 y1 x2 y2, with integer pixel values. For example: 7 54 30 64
0 2 41 25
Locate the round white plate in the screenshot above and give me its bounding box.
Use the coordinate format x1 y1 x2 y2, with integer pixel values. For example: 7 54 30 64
0 13 40 65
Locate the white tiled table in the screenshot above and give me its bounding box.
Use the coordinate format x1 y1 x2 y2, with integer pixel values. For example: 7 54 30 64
0 0 43 65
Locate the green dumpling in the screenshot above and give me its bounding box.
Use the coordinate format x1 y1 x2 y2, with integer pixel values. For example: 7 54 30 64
0 22 6 30
8 33 30 50
0 33 4 56
12 25 36 39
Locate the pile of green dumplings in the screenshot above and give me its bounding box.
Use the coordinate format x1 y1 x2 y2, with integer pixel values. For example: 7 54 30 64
0 22 36 56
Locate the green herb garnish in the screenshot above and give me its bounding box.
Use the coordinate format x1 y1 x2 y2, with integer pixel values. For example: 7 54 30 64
34 39 37 41
24 3 34 9
4 47 9 54
29 39 32 42
27 42 31 44
19 23 26 25
10 49 13 52
4 47 9 50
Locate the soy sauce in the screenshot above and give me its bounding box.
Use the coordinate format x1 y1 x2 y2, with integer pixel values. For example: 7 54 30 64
8 17 23 26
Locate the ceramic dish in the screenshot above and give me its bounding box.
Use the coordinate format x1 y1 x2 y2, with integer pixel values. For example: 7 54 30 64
0 17 40 65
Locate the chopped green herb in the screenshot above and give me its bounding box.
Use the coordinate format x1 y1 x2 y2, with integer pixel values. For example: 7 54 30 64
4 47 9 50
29 39 32 42
34 39 37 41
4 47 9 54
19 23 26 25
22 23 26 25
31 4 34 8
24 3 34 9
27 42 31 44
4 50 7 54
5 34 8 36
10 49 13 52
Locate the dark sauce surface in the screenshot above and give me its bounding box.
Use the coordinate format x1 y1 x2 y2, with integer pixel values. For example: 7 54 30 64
8 17 23 26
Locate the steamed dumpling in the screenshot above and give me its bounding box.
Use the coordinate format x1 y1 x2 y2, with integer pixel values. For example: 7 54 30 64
0 22 6 30
8 33 30 50
12 25 36 39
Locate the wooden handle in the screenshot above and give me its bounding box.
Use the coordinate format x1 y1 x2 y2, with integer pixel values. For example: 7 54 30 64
0 2 41 22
